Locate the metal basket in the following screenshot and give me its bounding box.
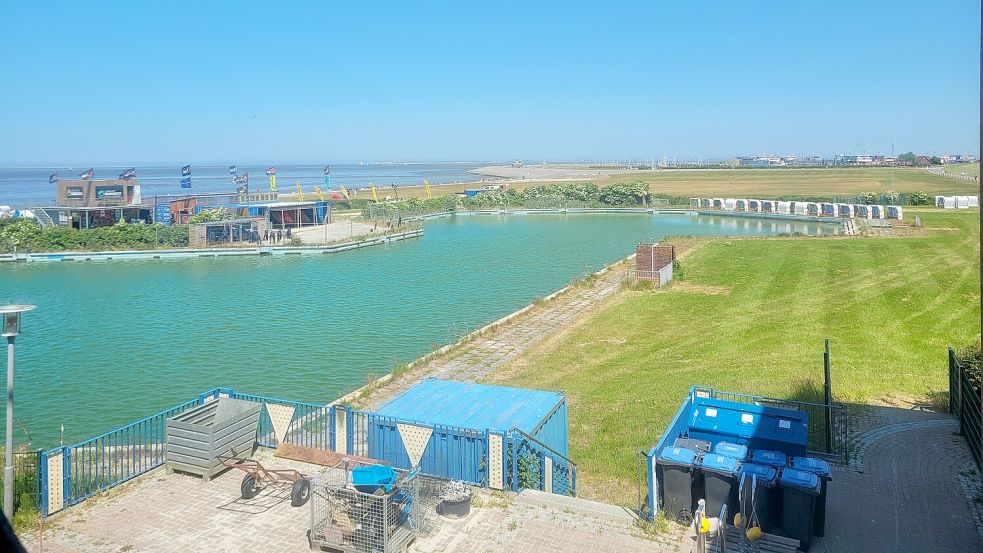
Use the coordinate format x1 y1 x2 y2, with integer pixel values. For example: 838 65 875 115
309 468 453 553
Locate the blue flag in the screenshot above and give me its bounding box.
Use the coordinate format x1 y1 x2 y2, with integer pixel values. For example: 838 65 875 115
323 165 330 175
180 177 192 188
229 165 237 175
49 172 59 184
181 165 191 177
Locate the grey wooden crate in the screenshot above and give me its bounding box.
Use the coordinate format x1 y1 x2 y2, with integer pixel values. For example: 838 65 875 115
165 398 261 481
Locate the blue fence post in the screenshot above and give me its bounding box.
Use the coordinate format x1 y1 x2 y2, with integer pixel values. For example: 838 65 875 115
329 407 336 453
345 406 354 456
39 449 49 516
511 433 519 493
61 446 71 508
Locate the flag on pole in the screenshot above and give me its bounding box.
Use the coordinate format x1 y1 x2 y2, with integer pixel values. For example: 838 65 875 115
233 173 249 185
229 165 238 175
424 179 432 199
49 172 59 184
180 177 192 189
339 184 350 200
265 166 277 175
119 168 136 180
269 174 277 192
296 182 303 200
80 168 94 180
181 165 191 177
370 184 378 202
323 165 330 175
314 186 325 201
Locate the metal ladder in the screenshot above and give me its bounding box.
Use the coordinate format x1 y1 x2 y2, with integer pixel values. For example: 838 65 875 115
33 208 54 229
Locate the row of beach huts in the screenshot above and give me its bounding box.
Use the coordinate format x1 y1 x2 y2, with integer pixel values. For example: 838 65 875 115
935 195 980 209
690 198 905 220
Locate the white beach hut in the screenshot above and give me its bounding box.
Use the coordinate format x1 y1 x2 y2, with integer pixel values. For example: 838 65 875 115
723 198 738 211
776 201 792 214
970 196 980 208
956 196 970 209
736 199 750 212
835 203 854 218
853 205 871 219
886 205 903 220
805 202 820 216
870 205 884 219
712 198 725 210
935 196 949 208
760 200 776 213
820 203 836 217
792 202 808 216
748 200 762 212
700 198 713 209
690 198 701 208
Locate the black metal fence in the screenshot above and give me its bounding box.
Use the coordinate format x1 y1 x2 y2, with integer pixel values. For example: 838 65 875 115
949 347 982 469
0 449 42 521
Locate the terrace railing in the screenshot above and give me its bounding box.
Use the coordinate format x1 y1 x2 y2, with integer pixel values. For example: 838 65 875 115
949 347 982 469
506 428 577 496
39 388 339 516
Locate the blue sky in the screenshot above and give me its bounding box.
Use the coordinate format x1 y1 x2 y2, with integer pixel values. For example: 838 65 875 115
0 1 979 165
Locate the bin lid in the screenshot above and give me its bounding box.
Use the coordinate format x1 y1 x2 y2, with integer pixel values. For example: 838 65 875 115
700 454 739 475
713 441 749 461
738 463 777 486
659 446 698 467
674 437 711 453
779 468 821 494
790 456 831 478
750 449 787 468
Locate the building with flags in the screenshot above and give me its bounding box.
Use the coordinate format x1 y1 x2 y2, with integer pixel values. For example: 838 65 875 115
40 177 150 229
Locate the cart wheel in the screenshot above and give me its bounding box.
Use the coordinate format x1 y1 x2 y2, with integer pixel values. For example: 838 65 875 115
241 474 260 499
291 478 311 507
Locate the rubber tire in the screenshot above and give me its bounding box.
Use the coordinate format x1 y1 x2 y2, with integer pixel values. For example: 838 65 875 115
241 474 260 499
291 478 311 507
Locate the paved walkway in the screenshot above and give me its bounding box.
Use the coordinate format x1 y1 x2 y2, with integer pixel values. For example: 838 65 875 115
357 265 626 409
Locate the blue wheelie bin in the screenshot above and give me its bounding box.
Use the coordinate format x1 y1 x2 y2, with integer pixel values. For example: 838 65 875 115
779 468 821 551
713 441 749 461
657 447 701 522
750 449 787 469
699 453 740 523
790 456 831 536
737 463 779 534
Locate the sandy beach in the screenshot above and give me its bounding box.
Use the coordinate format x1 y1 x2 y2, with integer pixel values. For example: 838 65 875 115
469 164 632 181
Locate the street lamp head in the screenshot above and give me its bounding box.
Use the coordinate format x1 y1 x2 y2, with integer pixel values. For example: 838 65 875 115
0 305 36 337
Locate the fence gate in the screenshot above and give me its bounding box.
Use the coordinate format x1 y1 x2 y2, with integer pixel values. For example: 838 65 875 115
949 347 983 469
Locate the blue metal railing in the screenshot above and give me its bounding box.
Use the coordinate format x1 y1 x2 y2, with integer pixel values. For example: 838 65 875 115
228 391 335 451
507 428 577 496
42 393 212 514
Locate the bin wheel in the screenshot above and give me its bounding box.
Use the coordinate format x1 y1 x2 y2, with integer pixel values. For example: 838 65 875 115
291 478 311 507
241 474 260 499
677 509 693 525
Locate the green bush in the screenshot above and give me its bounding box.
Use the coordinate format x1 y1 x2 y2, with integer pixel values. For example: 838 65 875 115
186 208 234 224
907 192 932 206
0 219 189 253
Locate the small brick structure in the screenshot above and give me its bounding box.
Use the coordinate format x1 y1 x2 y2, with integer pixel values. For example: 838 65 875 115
635 243 675 286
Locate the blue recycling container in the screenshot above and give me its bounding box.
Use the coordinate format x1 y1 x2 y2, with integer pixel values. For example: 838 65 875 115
713 441 749 461
674 437 711 454
351 465 398 494
699 454 740 523
791 456 832 536
737 463 779 533
779 468 821 551
750 449 787 468
657 447 701 522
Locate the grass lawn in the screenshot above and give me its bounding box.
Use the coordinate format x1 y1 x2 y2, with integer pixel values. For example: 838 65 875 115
605 167 981 197
943 163 980 178
484 208 980 503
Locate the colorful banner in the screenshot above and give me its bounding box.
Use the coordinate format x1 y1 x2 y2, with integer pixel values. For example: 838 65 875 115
233 173 249 185
181 165 191 177
314 186 325 201
269 174 277 192
296 182 303 199
265 166 277 175
339 184 350 200
180 177 192 189
119 168 136 180
424 179 432 199
370 184 378 202
49 172 59 184
79 168 94 180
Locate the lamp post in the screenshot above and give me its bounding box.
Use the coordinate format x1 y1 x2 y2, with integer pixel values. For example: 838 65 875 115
1 304 36 519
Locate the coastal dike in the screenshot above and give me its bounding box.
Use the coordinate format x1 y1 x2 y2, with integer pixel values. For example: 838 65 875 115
0 228 422 263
